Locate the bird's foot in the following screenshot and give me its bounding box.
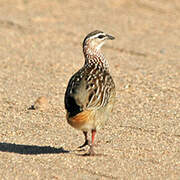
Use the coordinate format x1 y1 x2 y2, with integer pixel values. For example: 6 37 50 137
88 145 95 156
82 145 95 156
78 139 90 149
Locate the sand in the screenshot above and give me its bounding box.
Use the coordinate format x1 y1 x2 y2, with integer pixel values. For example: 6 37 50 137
0 0 180 179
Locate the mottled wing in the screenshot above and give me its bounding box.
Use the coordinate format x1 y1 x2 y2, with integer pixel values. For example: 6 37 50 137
64 68 85 117
65 65 115 116
84 65 115 110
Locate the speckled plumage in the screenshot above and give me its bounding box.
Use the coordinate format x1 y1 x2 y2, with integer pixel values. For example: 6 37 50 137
64 30 116 155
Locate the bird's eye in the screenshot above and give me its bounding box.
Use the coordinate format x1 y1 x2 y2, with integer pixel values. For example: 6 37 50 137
98 35 105 39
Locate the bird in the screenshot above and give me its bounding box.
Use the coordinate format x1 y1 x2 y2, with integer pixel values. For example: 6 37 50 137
64 30 116 155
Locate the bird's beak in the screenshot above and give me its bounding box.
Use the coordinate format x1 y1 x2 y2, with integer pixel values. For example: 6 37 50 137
106 34 115 40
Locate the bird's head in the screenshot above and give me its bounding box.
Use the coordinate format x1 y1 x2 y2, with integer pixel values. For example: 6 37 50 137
83 30 115 51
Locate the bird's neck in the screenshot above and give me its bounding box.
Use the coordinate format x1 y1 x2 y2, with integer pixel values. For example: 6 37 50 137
83 45 109 69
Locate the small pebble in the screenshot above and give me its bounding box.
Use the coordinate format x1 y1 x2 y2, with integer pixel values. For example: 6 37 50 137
33 96 49 110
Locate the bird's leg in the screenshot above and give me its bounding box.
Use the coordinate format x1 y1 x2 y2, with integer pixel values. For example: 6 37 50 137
89 129 96 156
78 131 89 148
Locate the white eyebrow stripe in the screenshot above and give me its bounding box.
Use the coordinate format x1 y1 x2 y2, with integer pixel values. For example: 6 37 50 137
89 33 106 39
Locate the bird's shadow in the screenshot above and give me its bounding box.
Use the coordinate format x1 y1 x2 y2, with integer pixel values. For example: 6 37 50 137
0 142 69 155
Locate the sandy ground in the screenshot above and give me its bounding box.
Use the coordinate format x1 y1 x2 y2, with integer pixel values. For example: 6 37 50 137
0 0 180 179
